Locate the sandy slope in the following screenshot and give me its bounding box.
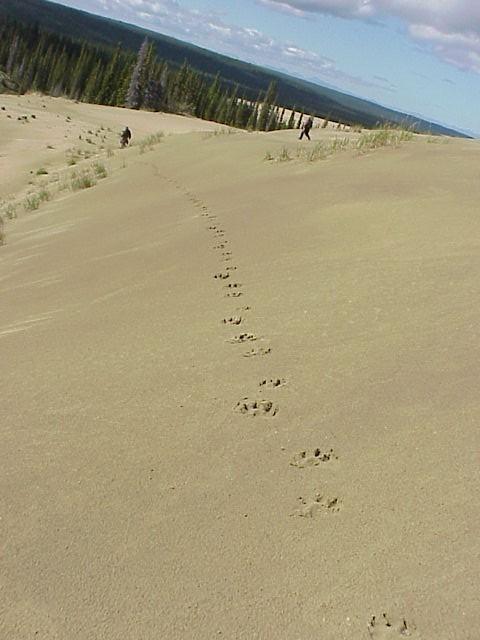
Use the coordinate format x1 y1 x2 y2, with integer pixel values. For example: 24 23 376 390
1 98 479 639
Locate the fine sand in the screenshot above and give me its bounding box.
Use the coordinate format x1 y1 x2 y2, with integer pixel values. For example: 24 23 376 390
1 96 479 639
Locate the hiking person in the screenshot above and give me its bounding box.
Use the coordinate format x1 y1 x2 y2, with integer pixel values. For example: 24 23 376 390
120 126 132 148
299 116 314 141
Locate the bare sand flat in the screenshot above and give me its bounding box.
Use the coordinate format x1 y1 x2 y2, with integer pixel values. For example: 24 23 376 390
1 97 479 639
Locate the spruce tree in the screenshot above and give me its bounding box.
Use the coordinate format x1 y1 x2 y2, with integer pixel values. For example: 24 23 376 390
257 81 277 131
125 37 149 109
203 74 221 121
247 98 260 130
96 44 121 104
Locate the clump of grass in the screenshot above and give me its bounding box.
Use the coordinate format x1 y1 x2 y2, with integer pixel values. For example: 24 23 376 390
330 137 350 152
36 167 48 175
264 146 293 163
299 142 329 162
139 131 165 153
92 162 107 179
203 128 237 140
356 128 413 152
24 194 41 211
278 146 292 162
71 169 96 191
296 137 350 163
38 189 51 203
46 144 54 149
3 203 17 219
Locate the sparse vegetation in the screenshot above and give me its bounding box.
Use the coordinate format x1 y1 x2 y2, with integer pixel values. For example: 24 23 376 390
0 215 5 246
3 203 17 219
203 128 238 139
356 128 413 152
71 169 97 191
265 127 414 165
92 162 107 179
278 146 292 162
297 137 349 162
139 132 164 153
24 194 41 211
36 167 48 175
38 189 51 202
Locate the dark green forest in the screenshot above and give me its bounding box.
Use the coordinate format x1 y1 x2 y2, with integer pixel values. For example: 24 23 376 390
0 17 294 131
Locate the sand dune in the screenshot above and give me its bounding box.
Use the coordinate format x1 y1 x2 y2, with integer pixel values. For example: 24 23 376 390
1 97 479 639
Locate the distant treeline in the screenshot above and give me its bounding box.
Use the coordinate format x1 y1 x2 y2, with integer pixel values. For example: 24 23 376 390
0 19 309 131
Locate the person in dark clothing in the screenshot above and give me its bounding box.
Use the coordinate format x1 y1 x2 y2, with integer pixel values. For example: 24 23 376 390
120 126 132 148
299 116 314 141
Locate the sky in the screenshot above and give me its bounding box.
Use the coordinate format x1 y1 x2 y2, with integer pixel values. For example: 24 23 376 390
52 0 480 135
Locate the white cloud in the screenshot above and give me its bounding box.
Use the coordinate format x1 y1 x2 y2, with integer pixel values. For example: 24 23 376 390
257 0 480 72
82 0 393 94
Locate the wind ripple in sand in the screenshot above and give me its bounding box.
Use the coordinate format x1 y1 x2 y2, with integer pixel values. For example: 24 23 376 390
0 311 61 338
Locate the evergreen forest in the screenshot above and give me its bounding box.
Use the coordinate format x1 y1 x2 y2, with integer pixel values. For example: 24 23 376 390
0 18 304 131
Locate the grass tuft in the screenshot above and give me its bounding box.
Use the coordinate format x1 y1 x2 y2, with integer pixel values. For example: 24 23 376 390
71 169 97 191
138 131 165 153
356 128 413 152
92 162 107 179
3 203 17 219
24 194 41 211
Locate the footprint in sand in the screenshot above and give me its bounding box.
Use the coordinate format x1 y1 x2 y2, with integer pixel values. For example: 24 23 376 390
259 377 287 389
243 347 271 357
214 243 227 250
229 333 257 344
290 448 338 468
208 225 218 230
368 614 419 638
292 493 341 517
223 316 242 326
235 398 278 417
214 272 230 280
226 291 243 298
225 282 242 289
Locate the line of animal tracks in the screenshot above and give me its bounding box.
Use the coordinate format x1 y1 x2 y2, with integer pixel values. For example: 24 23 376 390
159 170 419 639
